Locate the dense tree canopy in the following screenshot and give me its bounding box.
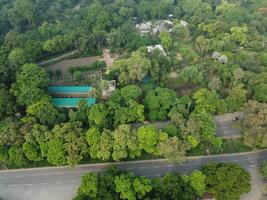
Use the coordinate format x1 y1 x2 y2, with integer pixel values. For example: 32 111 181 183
240 100 267 148
11 63 49 106
201 162 251 200
0 0 266 171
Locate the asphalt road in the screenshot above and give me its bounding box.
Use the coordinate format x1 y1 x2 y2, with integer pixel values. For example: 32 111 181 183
1 150 267 200
215 112 243 138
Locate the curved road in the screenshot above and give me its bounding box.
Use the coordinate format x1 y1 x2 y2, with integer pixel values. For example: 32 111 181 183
1 150 267 200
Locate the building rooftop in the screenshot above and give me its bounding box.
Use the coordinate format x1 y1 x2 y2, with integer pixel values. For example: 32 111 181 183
48 86 93 94
52 98 96 108
147 45 167 56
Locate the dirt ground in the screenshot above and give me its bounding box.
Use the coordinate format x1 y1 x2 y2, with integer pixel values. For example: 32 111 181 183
46 56 100 76
45 49 118 76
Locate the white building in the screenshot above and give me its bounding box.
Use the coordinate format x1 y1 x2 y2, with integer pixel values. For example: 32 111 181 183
147 45 167 56
136 20 174 36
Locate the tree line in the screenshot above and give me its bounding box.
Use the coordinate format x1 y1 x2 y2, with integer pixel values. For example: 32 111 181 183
74 162 251 200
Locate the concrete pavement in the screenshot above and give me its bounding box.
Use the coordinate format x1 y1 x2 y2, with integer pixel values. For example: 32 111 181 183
1 150 267 200
215 112 243 138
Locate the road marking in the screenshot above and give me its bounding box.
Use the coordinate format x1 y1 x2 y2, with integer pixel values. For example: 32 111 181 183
25 184 33 186
41 183 48 185
68 180 77 183
10 185 19 187
139 166 146 169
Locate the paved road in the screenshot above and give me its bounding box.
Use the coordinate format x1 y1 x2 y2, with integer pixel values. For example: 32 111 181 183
215 112 243 138
1 150 266 200
132 112 243 138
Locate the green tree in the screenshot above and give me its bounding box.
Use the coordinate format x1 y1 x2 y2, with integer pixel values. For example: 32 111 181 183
86 127 101 159
137 126 158 154
157 136 187 163
201 162 251 200
115 173 136 200
110 50 151 85
8 0 38 27
47 138 66 166
22 141 42 161
189 170 206 196
144 87 177 121
120 85 143 102
88 103 109 127
181 66 204 85
195 36 210 56
24 124 49 159
157 172 197 200
0 87 15 119
261 161 267 180
253 84 267 103
160 31 172 50
230 26 248 45
133 176 152 199
11 63 49 106
48 122 87 166
24 99 61 127
208 76 222 91
97 130 114 161
8 145 27 167
69 100 89 125
8 48 27 68
186 110 221 148
114 100 145 126
112 125 140 161
78 173 98 198
241 101 267 148
226 84 247 112
193 88 227 114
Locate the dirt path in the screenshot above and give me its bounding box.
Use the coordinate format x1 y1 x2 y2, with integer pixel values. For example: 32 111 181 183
100 48 118 68
38 50 78 66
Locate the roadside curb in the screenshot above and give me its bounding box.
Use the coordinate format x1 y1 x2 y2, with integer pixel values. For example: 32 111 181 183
1 149 267 173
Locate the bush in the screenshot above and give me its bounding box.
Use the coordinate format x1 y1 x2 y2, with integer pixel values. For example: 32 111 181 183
73 71 82 81
69 61 106 74
261 161 267 180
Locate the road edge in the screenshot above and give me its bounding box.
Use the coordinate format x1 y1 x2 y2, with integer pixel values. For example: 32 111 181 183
1 149 267 173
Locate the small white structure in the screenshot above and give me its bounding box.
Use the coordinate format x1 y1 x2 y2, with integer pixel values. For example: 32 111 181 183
180 20 189 27
136 22 152 35
168 14 174 19
136 20 174 36
101 80 116 100
147 45 167 56
211 52 221 60
212 52 228 64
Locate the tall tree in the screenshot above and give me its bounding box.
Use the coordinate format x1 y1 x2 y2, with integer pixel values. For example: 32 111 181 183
201 162 251 200
11 63 49 106
144 87 177 121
